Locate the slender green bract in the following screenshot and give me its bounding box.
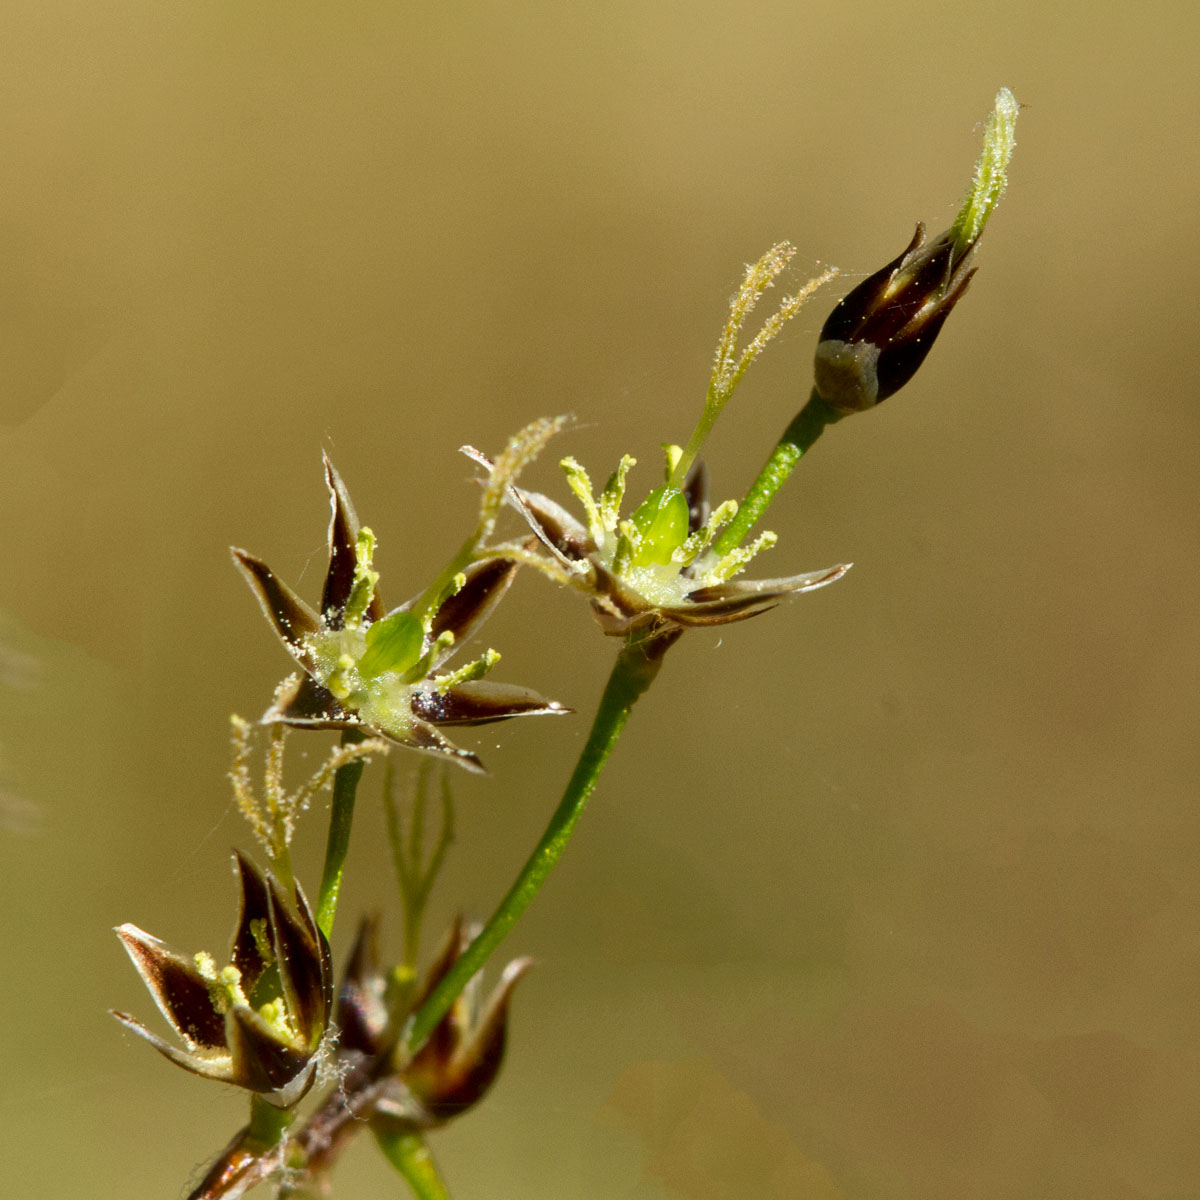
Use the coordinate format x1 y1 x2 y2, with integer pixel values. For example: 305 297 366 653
316 727 367 938
713 390 841 556
404 632 667 1052
375 1131 451 1200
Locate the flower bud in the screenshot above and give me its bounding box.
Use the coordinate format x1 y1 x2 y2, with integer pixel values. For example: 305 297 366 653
813 86 1017 415
813 222 976 413
334 912 391 1059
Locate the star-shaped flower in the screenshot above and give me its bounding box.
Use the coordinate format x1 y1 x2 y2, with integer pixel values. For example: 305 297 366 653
464 245 849 644
113 853 332 1108
233 456 568 773
476 445 849 641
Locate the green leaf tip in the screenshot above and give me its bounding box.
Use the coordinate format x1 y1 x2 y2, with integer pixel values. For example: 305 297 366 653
952 86 1018 253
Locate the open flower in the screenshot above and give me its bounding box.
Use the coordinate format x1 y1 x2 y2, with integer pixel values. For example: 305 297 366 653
113 853 332 1108
233 455 568 773
478 444 849 640
465 245 848 643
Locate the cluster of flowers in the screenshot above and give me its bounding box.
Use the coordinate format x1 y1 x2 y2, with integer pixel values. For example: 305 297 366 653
111 86 1016 1193
112 400 853 1122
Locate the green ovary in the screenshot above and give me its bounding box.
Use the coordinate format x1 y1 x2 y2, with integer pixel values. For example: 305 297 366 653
629 486 689 566
358 611 424 678
309 626 422 738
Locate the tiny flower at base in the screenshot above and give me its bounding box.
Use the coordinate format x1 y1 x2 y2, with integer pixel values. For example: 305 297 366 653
332 914 532 1130
112 853 333 1108
233 454 569 774
334 912 391 1060
813 87 1018 415
398 917 532 1129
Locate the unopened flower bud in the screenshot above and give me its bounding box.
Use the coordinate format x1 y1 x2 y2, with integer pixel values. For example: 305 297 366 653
813 86 1017 415
813 222 976 413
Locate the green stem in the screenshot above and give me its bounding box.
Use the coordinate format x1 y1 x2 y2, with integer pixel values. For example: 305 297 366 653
246 1094 293 1153
316 728 367 938
404 632 669 1052
712 390 842 556
375 1130 451 1200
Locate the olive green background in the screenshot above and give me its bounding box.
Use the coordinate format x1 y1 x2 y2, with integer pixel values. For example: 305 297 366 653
2 3 1197 1198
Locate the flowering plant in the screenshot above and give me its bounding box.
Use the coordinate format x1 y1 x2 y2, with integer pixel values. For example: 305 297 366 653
113 88 1016 1198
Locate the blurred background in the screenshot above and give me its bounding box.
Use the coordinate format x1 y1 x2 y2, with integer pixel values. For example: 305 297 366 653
3 3 1198 1198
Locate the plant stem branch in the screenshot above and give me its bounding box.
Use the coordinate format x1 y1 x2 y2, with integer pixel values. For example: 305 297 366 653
713 390 841 556
187 630 674 1199
246 1096 293 1152
404 629 673 1052
317 728 367 938
375 1130 452 1200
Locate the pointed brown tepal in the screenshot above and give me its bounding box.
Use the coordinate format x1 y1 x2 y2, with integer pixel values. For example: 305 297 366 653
229 852 273 993
115 925 226 1050
264 674 355 729
321 455 384 625
511 486 595 561
428 558 520 650
231 549 320 665
412 681 571 726
683 460 710 535
403 720 486 774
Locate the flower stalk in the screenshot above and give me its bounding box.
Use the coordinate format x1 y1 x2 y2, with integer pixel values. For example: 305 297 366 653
405 628 669 1052
247 1095 294 1153
375 1130 451 1200
712 391 842 556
